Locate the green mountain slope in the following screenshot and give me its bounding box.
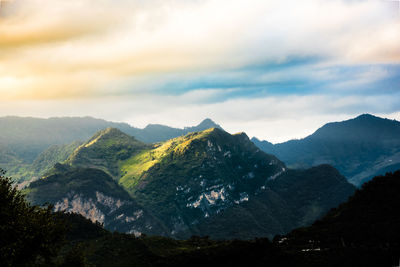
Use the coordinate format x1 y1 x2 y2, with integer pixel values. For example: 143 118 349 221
31 141 83 176
252 114 400 186
66 128 149 178
0 142 83 186
123 128 286 237
0 145 27 180
40 127 355 239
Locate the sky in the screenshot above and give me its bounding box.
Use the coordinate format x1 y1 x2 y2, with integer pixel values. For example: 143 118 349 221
0 0 399 143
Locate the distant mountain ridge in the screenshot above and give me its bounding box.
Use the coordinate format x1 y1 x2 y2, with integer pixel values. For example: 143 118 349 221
26 127 355 239
0 116 221 182
141 118 223 143
252 114 400 186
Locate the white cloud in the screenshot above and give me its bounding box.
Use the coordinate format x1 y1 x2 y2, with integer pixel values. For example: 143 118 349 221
0 0 399 99
1 0 399 140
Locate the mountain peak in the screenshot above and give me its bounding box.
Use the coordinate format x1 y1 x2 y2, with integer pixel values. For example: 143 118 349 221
92 127 126 137
195 127 231 141
82 127 136 147
102 127 125 135
355 113 377 120
184 118 223 133
202 127 223 134
67 128 147 176
197 118 219 128
351 113 390 124
311 113 400 140
233 132 250 141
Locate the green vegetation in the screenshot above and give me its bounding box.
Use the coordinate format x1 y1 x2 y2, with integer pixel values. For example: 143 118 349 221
119 148 158 189
0 141 82 183
0 168 65 266
25 127 356 239
120 128 286 235
32 141 83 176
67 128 149 179
119 129 227 191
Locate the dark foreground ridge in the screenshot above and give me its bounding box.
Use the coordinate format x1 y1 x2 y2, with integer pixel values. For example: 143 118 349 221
3 168 399 266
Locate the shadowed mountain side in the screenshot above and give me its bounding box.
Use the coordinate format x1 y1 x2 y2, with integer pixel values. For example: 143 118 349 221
275 170 400 266
187 165 355 239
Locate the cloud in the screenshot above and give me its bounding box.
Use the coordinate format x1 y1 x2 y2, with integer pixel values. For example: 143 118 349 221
0 0 399 99
0 0 399 142
0 0 123 49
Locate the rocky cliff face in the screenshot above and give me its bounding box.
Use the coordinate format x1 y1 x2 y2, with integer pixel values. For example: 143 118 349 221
26 168 167 236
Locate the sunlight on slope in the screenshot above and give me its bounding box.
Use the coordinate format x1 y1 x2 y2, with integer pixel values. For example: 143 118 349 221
118 128 219 190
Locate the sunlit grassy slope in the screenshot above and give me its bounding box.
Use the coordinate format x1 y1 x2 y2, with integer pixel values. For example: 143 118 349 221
66 127 228 193
118 129 218 191
66 127 149 179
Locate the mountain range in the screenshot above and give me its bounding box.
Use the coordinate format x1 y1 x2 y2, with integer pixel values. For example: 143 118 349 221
252 114 400 185
0 116 221 182
25 127 355 239
3 113 400 187
2 113 400 239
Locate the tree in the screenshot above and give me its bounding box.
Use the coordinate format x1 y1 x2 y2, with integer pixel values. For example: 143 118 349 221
59 243 90 267
0 168 66 266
